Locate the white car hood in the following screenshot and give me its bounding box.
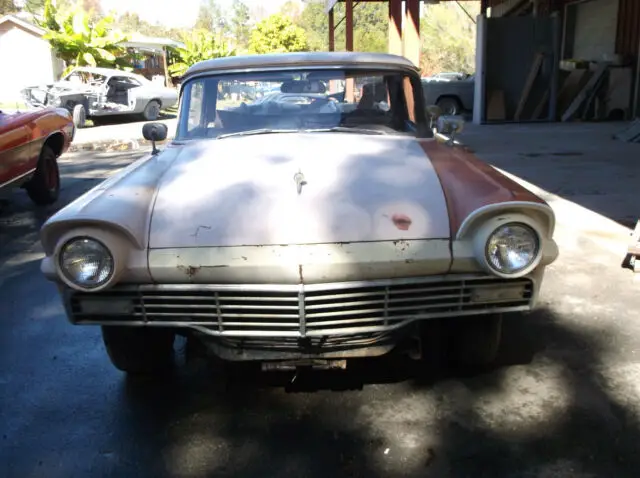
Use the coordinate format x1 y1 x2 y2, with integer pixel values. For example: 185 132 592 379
149 133 450 248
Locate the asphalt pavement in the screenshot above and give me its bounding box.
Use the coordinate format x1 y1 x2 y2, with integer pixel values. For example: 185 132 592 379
1 146 640 478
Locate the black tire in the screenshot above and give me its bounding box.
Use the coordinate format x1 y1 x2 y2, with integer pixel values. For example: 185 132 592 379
72 104 86 128
101 326 176 375
26 145 60 206
447 314 503 370
436 96 462 116
142 100 161 121
419 314 502 375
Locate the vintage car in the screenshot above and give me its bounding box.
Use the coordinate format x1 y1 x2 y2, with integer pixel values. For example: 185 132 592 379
40 52 558 376
21 67 178 128
0 106 74 205
422 74 475 116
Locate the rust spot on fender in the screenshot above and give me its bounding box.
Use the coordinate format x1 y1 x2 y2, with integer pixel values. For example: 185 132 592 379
177 265 200 279
392 213 412 230
177 264 228 280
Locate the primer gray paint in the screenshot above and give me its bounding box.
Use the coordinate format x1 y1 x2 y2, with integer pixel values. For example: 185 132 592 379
149 133 451 248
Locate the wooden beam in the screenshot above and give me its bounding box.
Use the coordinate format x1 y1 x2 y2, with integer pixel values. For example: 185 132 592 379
404 0 420 68
328 8 335 51
561 63 609 121
388 0 402 56
345 0 354 52
514 52 544 120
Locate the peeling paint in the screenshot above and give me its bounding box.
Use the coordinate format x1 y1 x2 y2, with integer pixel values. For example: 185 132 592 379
298 264 304 284
393 240 410 252
177 263 228 279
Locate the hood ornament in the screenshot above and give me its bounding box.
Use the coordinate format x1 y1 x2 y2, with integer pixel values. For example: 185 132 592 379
293 170 307 195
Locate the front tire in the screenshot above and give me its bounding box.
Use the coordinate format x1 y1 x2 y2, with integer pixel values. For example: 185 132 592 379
101 326 176 375
436 96 462 116
142 100 161 121
419 314 503 375
26 145 60 205
72 104 86 128
447 314 503 370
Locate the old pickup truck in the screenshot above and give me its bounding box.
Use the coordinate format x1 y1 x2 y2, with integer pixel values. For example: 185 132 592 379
422 74 475 116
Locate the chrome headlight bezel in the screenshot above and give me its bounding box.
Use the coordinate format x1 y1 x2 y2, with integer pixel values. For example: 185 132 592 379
473 216 544 279
57 236 115 291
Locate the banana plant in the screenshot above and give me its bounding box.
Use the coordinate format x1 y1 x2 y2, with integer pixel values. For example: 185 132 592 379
39 0 131 76
168 29 235 78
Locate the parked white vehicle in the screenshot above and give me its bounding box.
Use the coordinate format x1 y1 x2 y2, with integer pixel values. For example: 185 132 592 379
21 67 178 128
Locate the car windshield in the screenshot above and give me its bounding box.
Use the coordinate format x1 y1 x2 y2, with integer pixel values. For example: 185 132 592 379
175 68 426 140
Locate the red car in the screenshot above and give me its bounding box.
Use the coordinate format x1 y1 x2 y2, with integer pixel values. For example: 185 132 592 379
0 107 74 205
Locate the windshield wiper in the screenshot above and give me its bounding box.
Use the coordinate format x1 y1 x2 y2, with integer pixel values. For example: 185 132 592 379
216 128 297 140
303 126 387 135
216 126 387 140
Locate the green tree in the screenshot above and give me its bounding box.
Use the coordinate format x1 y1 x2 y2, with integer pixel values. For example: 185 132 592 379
296 1 386 53
280 0 301 22
296 0 327 51
352 3 387 53
230 0 250 51
0 0 18 15
248 13 308 54
168 28 235 78
194 0 227 35
420 2 479 75
38 0 130 76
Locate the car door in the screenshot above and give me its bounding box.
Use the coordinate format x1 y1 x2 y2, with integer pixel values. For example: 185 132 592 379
0 115 35 189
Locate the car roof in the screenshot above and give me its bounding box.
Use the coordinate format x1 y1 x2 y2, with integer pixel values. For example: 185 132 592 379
183 52 419 79
67 67 148 81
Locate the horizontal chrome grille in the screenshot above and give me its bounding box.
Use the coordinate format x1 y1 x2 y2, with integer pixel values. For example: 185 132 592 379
68 275 534 337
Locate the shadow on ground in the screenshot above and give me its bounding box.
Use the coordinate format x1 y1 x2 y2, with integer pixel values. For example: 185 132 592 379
460 122 640 230
107 307 640 478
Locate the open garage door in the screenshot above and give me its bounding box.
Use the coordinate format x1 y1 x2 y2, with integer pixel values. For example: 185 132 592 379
473 14 561 123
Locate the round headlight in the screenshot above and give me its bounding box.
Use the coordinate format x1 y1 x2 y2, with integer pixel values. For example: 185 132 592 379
485 223 540 274
59 238 114 289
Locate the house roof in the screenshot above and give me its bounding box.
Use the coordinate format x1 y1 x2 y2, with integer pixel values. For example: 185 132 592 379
119 34 185 52
184 51 419 79
0 14 45 37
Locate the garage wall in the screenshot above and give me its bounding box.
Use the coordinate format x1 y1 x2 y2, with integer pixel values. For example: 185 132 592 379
570 0 619 61
0 24 55 103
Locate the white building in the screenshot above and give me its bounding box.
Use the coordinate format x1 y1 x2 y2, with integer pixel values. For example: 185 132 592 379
0 14 65 103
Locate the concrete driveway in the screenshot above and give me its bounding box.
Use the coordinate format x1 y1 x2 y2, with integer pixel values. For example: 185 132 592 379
1 127 639 477
69 116 177 152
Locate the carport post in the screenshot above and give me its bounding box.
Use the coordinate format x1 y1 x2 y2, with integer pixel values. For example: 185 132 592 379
345 0 355 102
403 0 421 69
345 0 354 52
388 0 403 56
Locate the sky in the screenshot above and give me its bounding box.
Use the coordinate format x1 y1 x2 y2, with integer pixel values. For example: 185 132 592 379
100 0 304 29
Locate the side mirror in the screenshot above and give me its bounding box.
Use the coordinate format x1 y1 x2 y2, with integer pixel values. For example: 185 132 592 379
426 105 442 130
142 122 168 155
436 116 465 145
